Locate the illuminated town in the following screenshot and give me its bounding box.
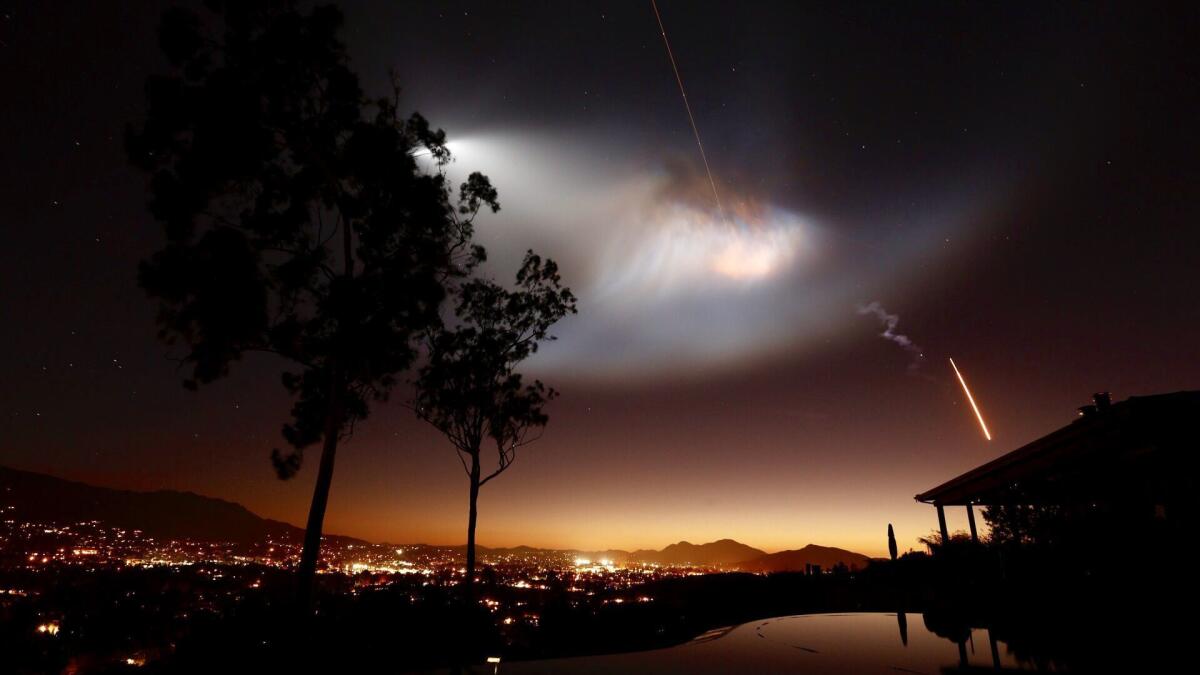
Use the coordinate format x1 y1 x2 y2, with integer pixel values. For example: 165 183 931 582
2 510 736 582
1 511 786 671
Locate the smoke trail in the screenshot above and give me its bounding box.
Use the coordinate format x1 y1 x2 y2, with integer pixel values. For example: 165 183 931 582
857 301 925 370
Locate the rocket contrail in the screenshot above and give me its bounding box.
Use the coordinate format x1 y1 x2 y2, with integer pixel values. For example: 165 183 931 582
857 301 924 371
651 0 726 223
949 357 991 441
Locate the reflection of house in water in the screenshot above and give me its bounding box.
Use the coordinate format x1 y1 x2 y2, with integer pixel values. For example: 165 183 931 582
915 391 1199 543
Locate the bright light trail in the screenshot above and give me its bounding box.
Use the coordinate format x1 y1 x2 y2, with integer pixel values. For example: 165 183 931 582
651 0 726 223
949 357 992 441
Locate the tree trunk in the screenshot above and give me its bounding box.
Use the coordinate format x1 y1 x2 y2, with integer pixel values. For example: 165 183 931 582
295 215 354 610
465 453 481 603
295 369 343 610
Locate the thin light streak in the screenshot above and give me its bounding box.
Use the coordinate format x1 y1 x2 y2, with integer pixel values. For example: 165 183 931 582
651 0 726 223
949 357 992 441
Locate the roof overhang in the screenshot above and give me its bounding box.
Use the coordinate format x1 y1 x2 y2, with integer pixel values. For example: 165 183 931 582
915 391 1200 506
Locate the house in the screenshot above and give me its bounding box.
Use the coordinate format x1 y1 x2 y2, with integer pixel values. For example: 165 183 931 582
915 391 1199 542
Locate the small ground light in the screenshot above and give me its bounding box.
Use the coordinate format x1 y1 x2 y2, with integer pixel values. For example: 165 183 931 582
486 655 501 673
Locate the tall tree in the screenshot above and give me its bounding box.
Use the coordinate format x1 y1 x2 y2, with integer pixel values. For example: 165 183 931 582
413 251 576 601
128 1 495 607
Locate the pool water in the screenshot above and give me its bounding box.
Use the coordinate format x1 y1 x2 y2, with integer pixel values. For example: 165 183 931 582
495 612 1042 673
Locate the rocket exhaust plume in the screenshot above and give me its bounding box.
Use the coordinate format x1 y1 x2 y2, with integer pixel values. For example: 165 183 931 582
949 357 991 440
857 301 924 371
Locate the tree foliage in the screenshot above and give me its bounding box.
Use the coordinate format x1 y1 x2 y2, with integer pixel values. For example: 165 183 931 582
415 252 577 486
128 0 494 476
983 504 1067 546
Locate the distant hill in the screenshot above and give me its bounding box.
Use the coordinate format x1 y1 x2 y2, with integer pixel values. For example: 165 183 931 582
471 545 635 562
465 540 767 566
471 539 767 566
735 544 872 573
0 465 362 545
635 539 768 565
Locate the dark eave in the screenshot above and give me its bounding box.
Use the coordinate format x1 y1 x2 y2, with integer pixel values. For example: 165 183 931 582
914 391 1200 506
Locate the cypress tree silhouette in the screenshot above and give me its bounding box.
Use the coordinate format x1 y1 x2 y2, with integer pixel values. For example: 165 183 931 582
128 1 494 608
413 251 576 606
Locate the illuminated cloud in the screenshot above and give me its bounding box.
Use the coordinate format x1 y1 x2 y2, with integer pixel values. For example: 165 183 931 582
430 131 958 380
594 196 809 299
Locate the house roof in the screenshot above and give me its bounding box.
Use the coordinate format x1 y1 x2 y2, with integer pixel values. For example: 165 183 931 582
914 391 1200 506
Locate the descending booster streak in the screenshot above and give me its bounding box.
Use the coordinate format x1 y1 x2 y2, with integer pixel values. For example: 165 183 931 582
651 0 726 223
949 357 992 441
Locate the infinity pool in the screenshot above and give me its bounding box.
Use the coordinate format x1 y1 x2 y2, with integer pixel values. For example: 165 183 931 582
495 612 1039 673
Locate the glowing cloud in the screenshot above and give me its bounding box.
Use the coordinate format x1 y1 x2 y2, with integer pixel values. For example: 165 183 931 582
427 131 965 379
712 235 792 281
595 198 808 300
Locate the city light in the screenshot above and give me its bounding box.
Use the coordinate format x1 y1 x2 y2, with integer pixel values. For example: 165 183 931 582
5 510 761 672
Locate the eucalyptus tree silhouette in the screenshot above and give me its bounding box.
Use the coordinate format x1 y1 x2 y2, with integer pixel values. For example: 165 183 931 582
413 252 577 601
127 1 494 607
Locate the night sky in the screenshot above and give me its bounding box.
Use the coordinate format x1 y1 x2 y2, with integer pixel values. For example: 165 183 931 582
3 1 1199 556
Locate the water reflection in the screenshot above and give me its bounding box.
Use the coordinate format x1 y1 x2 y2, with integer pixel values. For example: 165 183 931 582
492 613 1044 673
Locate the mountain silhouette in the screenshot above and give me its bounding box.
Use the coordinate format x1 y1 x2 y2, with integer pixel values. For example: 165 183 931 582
3 467 871 566
634 539 768 565
735 544 872 572
467 541 770 566
0 465 363 545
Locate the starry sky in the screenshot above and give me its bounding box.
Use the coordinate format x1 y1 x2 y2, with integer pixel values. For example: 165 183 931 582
3 1 1199 557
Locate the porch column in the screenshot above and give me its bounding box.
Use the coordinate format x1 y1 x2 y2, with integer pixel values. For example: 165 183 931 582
966 503 978 543
936 504 949 542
